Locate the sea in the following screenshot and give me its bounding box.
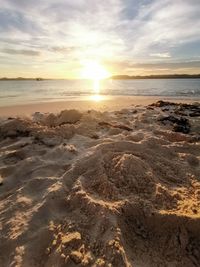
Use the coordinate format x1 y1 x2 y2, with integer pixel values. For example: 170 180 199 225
0 79 200 107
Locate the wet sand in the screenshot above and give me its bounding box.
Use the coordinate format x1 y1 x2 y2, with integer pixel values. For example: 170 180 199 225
0 95 198 117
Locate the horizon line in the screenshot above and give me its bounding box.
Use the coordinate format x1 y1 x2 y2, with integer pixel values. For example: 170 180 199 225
1 73 200 80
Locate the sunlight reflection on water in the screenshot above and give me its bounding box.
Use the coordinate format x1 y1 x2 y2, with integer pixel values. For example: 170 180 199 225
90 94 104 102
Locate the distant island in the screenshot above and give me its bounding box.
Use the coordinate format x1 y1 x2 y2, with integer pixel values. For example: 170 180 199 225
0 77 45 81
111 74 200 79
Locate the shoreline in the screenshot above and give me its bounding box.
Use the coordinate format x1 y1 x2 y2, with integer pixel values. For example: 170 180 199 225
0 95 199 117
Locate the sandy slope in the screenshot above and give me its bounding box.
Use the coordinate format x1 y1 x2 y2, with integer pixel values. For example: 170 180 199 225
0 101 200 267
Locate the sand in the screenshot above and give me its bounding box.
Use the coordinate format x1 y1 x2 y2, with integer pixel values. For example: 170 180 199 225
0 99 200 267
0 95 197 117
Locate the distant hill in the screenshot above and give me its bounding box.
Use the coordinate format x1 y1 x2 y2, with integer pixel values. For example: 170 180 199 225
0 77 45 81
111 74 200 79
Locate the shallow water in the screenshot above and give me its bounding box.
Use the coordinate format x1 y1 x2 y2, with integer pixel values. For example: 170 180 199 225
0 78 200 107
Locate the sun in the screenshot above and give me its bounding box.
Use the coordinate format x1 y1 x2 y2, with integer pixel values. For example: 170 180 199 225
81 60 110 80
80 60 110 94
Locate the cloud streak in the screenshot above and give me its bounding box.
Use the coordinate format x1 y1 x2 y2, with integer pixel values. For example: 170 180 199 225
150 53 171 58
2 48 40 56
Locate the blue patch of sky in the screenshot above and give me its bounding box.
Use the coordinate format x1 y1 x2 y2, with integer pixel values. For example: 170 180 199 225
0 8 42 35
121 0 155 20
173 41 200 60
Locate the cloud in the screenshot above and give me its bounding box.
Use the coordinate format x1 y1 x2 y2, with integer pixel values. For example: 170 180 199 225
130 61 200 69
50 46 77 53
0 0 200 76
2 48 40 56
150 53 171 58
0 8 43 35
108 59 200 75
120 0 200 57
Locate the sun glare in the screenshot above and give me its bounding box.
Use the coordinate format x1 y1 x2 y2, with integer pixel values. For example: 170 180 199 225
81 61 110 94
90 94 103 102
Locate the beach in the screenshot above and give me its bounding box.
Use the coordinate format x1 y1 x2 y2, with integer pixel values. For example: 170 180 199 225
0 98 199 266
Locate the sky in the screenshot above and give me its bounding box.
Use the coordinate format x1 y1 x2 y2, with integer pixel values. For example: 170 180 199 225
0 0 200 78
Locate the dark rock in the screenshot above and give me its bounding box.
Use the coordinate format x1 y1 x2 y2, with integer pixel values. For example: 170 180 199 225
189 110 200 117
159 116 191 134
150 100 176 107
173 124 190 134
159 115 179 124
151 101 200 117
91 134 99 139
98 121 132 131
146 106 154 110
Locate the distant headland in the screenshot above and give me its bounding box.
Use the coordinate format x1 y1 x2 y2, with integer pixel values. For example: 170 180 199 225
111 74 200 79
0 77 45 81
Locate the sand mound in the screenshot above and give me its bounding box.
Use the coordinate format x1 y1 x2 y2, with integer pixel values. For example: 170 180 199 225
33 109 82 127
0 102 200 266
